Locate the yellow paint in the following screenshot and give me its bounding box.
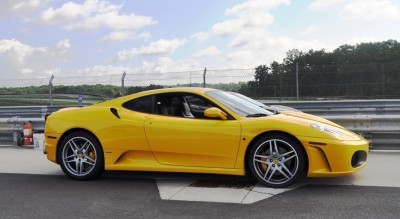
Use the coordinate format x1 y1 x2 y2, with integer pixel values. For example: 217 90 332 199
45 87 368 178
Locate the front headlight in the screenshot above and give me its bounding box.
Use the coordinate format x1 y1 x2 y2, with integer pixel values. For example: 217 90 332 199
310 123 348 137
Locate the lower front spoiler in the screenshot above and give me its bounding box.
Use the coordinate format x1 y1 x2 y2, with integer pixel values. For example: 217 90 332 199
298 136 369 177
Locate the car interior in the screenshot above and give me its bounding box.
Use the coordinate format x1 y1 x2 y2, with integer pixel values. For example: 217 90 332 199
155 95 194 118
123 92 223 119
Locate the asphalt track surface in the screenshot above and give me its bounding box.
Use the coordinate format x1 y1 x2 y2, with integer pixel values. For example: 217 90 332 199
1 173 400 218
1 147 400 218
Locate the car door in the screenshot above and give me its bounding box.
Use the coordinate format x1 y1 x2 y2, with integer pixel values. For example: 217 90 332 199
144 93 241 168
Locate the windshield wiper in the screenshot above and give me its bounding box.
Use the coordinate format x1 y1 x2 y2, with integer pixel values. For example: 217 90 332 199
246 113 268 117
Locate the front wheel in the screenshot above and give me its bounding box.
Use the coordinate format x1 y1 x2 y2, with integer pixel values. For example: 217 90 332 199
248 134 306 188
58 131 104 180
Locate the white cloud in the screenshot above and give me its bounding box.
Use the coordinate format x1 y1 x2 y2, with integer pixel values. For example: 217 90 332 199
212 18 248 36
299 25 316 36
76 65 139 76
118 39 186 60
66 11 156 30
227 50 254 64
75 59 194 78
204 0 339 69
308 0 344 11
225 0 290 15
0 39 71 80
347 37 379 45
39 0 157 30
192 46 221 58
221 31 330 69
191 32 211 41
0 0 48 17
56 39 71 49
212 12 275 36
0 39 35 62
21 68 34 74
100 31 151 42
160 0 316 69
227 28 272 48
141 57 200 73
41 0 101 23
341 0 400 20
13 0 48 11
212 0 288 36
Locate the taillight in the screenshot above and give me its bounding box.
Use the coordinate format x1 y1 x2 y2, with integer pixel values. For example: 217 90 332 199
45 113 51 121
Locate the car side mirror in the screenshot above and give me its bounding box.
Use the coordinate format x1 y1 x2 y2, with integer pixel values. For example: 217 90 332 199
204 107 227 120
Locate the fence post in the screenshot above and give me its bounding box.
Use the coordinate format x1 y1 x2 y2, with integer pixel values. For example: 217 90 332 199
189 72 192 87
280 73 283 101
49 75 54 106
203 67 207 88
296 63 299 100
381 63 385 98
121 71 126 96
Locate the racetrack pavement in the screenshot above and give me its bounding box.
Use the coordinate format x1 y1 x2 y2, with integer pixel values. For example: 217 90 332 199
1 147 400 218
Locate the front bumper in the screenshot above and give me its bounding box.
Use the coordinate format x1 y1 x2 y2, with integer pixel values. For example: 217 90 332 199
298 136 369 177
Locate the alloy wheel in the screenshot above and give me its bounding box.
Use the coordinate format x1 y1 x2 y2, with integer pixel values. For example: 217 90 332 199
252 139 300 186
61 136 97 177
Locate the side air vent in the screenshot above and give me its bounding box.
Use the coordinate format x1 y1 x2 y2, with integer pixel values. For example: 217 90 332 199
110 108 120 119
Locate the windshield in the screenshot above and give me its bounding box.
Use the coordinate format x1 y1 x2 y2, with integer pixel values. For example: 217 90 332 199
206 90 273 117
229 92 302 113
229 92 265 107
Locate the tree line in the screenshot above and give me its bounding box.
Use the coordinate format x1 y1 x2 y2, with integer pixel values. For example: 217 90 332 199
239 40 400 99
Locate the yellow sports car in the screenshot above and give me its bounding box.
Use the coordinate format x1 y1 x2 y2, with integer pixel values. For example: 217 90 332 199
44 88 368 188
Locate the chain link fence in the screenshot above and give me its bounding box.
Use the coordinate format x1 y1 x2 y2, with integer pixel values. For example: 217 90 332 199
297 63 400 99
1 62 400 106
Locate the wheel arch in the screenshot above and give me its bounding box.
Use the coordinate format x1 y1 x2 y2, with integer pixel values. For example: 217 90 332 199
56 128 103 165
244 131 309 175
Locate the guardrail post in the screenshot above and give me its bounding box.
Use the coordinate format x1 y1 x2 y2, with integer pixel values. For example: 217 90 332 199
203 67 207 88
49 75 54 106
9 117 22 147
121 71 126 96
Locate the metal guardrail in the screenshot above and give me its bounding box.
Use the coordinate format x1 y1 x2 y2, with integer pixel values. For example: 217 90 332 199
262 99 400 116
323 115 400 150
0 106 65 119
0 106 64 146
263 100 400 150
0 101 399 150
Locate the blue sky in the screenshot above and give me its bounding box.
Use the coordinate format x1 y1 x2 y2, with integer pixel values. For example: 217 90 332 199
1 0 400 80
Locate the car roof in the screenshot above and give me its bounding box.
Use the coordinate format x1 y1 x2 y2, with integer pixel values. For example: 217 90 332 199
95 87 218 106
134 87 216 95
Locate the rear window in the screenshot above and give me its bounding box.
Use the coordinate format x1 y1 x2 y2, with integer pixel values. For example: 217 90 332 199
122 95 154 113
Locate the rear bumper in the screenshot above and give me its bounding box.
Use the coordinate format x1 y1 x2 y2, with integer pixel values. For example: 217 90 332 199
44 133 61 164
298 136 369 177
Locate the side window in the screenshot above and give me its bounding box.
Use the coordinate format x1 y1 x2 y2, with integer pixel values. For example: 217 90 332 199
155 94 184 117
152 92 228 120
122 95 154 114
186 95 212 108
184 95 217 119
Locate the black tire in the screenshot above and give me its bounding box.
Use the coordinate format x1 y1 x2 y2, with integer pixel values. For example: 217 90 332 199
58 131 104 180
248 133 306 188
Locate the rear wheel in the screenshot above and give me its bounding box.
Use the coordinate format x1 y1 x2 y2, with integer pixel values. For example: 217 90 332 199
248 134 305 188
58 131 103 180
